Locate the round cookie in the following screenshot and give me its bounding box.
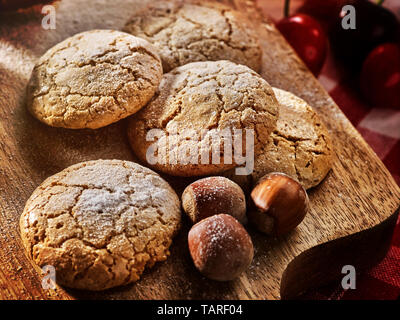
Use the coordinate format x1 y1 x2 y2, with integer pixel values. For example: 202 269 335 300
27 30 163 129
253 88 333 189
19 160 181 291
123 0 262 72
224 88 333 190
127 60 279 177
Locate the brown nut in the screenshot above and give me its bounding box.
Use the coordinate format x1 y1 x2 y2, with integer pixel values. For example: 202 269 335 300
182 177 246 224
188 214 254 281
249 172 309 236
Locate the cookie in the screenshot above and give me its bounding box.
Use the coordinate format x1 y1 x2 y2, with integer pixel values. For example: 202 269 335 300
123 0 262 72
19 160 181 291
127 60 279 177
224 88 333 190
27 30 163 129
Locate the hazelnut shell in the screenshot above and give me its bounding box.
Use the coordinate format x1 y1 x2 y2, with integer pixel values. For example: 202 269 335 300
249 172 309 236
188 214 254 281
182 176 247 224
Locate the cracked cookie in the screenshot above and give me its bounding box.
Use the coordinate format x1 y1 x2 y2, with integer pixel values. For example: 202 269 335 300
127 60 279 177
19 160 181 291
224 88 333 190
27 30 163 129
122 0 262 72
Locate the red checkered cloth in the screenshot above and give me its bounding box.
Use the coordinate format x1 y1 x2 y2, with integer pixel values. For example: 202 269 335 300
299 31 400 300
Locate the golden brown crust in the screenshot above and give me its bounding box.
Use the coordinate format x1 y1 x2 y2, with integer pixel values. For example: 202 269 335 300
122 0 262 72
223 88 333 190
127 60 279 177
19 160 181 291
253 88 333 189
27 30 163 129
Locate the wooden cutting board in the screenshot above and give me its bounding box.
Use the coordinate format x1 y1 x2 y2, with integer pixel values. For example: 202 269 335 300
0 0 399 300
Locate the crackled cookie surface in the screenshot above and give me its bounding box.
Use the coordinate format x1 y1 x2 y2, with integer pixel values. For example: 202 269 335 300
123 1 262 72
252 88 333 189
27 30 163 129
223 88 333 189
19 160 181 291
127 60 279 177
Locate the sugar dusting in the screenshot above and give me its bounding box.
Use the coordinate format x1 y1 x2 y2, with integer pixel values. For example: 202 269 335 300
30 160 180 250
192 177 242 213
201 215 245 254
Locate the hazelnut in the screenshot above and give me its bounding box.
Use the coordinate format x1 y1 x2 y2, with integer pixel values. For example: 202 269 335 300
249 172 309 236
182 176 246 224
188 214 254 281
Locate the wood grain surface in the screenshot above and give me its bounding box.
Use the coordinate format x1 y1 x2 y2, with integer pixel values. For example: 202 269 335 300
0 0 399 300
